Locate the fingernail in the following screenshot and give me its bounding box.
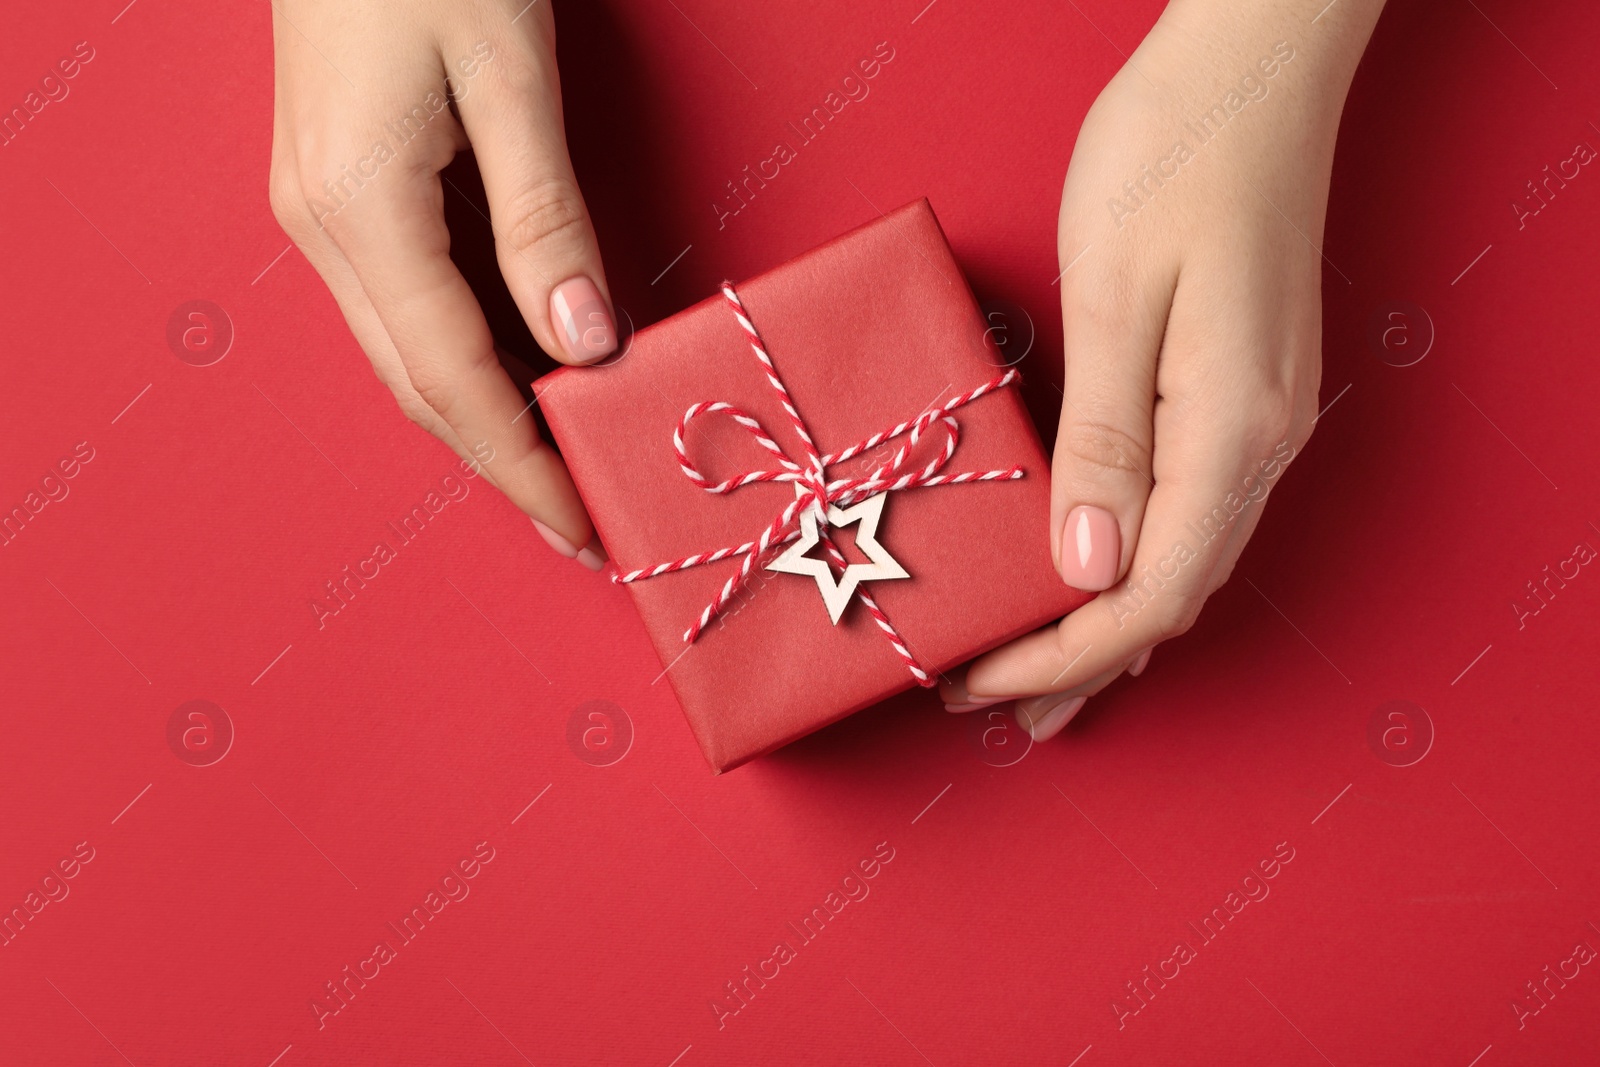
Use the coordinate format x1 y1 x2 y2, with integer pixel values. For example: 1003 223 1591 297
1060 505 1120 591
1129 647 1153 677
577 546 606 572
549 276 618 364
1016 695 1086 742
531 517 579 559
944 698 1011 713
943 678 1017 706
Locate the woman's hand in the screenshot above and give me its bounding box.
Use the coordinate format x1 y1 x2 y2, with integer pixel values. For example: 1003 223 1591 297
270 0 611 568
941 0 1387 738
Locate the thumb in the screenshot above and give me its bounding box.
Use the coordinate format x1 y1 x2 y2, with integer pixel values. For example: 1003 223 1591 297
454 28 618 365
1052 267 1171 590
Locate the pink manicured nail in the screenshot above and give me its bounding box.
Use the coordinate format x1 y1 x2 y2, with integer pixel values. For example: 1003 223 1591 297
535 519 607 571
531 518 579 559
1016 695 1086 742
549 276 618 363
577 533 609 572
1129 647 1152 677
944 676 1019 707
1060 505 1120 591
945 697 1012 713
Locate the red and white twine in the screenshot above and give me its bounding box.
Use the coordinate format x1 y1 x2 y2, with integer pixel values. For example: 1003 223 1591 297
614 282 1024 684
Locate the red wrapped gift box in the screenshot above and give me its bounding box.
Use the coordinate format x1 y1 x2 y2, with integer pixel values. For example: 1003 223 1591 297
536 200 1087 771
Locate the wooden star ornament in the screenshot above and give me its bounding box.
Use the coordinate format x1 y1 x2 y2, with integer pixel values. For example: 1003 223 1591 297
765 491 909 624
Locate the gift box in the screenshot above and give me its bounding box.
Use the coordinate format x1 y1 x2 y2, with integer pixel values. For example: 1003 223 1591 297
536 199 1088 771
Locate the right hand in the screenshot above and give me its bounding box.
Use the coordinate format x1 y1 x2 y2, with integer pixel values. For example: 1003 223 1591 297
942 0 1386 738
269 0 612 568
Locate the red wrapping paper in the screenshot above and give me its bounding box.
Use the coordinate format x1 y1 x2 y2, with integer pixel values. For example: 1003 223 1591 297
536 200 1088 771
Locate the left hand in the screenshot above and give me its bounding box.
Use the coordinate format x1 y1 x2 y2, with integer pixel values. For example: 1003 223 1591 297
940 0 1386 739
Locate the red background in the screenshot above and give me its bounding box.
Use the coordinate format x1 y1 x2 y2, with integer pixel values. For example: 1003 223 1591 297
2 0 1598 1064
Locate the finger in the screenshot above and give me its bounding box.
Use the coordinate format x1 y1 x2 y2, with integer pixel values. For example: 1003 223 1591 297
957 393 1280 701
452 20 618 365
1008 642 1154 741
1015 658 1128 738
1023 472 1265 712
271 169 479 461
938 620 1104 709
1016 693 1086 742
940 634 1149 709
1052 258 1176 592
318 125 598 558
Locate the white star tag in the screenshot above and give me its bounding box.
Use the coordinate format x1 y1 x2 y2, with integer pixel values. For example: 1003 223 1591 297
765 490 909 624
